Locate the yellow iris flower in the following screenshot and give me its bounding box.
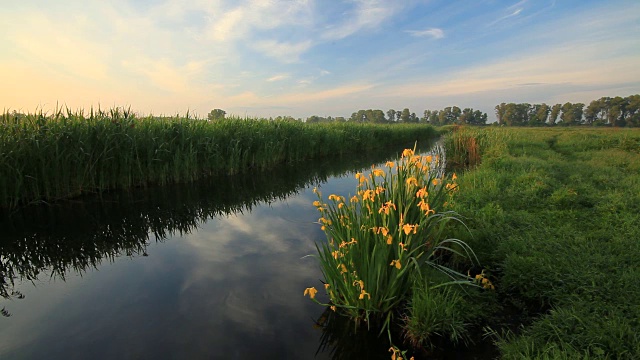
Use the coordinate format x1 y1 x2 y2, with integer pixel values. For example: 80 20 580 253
304 287 318 299
358 290 371 300
406 177 418 186
362 189 375 201
402 223 418 235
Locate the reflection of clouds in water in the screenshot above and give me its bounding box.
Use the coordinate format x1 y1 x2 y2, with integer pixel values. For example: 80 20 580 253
171 199 328 357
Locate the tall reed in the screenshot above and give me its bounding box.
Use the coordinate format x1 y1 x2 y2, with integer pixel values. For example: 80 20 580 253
0 108 439 209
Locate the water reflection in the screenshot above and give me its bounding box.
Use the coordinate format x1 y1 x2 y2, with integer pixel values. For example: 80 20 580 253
315 307 394 360
0 143 434 359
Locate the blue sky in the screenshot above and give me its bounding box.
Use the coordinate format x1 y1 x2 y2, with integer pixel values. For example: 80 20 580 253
2 0 639 120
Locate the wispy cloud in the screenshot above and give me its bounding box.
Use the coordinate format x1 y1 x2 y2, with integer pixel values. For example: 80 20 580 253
207 7 246 42
382 40 640 99
266 74 290 82
252 40 313 63
205 0 314 43
277 83 375 103
488 7 523 27
508 0 528 10
121 57 207 93
321 0 399 40
405 28 444 39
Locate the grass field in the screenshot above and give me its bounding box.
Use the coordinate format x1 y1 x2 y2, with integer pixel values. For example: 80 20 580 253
0 108 440 209
445 127 640 359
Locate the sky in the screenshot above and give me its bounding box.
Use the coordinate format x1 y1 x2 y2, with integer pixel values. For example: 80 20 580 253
2 0 639 120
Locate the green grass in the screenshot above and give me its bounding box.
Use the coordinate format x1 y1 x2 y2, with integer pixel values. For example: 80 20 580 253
0 107 441 209
445 127 640 359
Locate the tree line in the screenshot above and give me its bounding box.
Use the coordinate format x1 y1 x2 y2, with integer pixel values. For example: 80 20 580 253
495 95 640 127
304 107 487 125
202 94 640 127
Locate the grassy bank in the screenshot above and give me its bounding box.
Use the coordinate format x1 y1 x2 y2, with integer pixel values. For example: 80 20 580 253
0 108 440 209
445 127 640 359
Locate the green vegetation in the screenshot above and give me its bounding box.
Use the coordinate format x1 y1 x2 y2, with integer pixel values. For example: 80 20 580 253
0 107 440 209
445 127 640 359
305 148 490 356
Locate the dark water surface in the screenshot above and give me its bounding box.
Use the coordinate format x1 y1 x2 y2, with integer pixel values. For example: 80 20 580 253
0 147 432 360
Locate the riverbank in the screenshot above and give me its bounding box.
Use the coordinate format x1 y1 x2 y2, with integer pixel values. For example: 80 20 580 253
0 108 440 210
445 127 640 359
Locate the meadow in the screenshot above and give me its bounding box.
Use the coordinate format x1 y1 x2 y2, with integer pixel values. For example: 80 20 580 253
444 126 640 359
0 108 440 210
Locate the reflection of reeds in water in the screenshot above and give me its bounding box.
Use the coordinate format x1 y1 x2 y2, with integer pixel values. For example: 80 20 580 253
0 142 436 310
1 108 439 209
315 307 393 360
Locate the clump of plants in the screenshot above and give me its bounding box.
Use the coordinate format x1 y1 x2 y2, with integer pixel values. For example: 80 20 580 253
305 148 489 356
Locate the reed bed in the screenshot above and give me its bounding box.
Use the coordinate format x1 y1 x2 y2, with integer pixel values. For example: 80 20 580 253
442 125 512 168
0 108 439 209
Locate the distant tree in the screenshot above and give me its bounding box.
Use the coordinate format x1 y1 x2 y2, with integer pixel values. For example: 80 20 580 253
307 115 321 123
495 103 507 125
422 110 432 123
559 102 584 125
474 110 488 125
350 111 364 122
626 94 640 127
428 111 439 124
459 108 473 124
438 107 450 125
608 96 627 126
387 109 397 122
584 100 600 125
560 102 573 124
503 103 517 126
572 103 585 125
451 106 461 124
549 104 561 125
207 109 226 121
535 103 550 125
369 109 386 123
400 108 411 123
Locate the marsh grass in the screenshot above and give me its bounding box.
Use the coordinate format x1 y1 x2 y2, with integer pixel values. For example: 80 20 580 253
446 127 640 359
0 107 439 209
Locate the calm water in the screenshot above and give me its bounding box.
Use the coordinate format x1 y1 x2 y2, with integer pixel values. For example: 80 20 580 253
0 147 431 360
